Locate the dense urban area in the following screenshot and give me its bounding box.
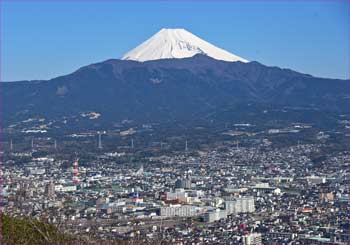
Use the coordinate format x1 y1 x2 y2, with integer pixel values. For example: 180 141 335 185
2 110 350 244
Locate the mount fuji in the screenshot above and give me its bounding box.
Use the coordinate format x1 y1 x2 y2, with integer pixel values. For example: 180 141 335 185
122 28 248 62
2 28 350 127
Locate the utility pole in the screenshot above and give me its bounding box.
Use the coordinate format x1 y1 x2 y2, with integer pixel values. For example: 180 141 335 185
98 132 102 149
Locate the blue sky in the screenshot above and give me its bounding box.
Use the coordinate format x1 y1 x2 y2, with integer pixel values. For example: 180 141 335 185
1 0 349 81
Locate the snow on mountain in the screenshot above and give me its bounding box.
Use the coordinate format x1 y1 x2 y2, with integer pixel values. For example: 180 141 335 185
122 28 248 62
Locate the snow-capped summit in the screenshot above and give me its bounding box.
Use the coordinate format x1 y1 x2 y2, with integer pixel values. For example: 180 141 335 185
122 28 248 62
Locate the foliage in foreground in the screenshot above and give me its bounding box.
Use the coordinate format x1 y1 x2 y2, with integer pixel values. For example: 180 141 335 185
1 213 82 244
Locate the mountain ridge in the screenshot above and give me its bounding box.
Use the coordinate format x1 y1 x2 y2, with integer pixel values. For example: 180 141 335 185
3 54 350 126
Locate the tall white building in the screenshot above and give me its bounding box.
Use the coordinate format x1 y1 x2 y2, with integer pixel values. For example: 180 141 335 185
242 233 262 245
225 196 255 215
203 209 227 223
165 189 189 202
160 205 197 217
